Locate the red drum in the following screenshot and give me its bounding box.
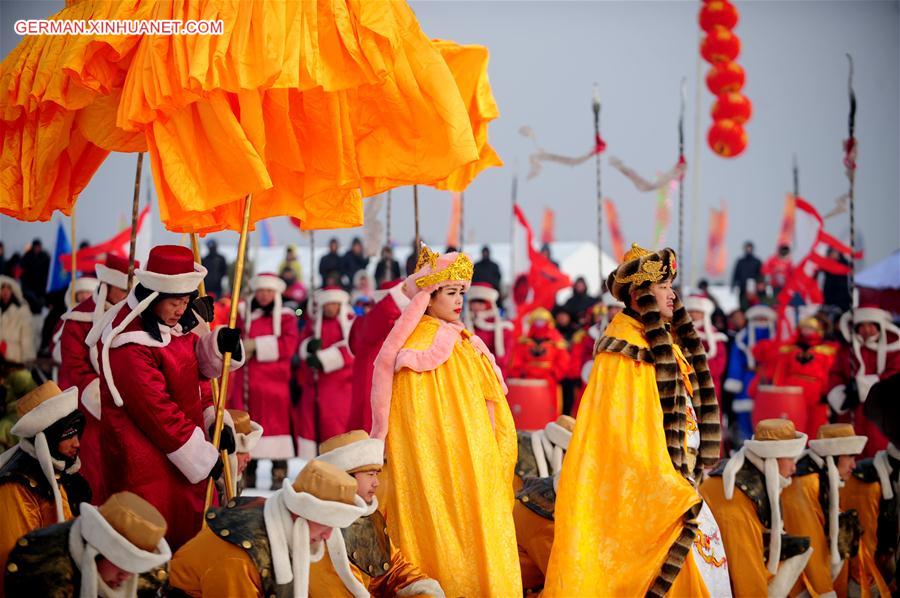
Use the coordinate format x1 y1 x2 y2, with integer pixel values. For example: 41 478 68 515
752 385 807 433
507 378 559 431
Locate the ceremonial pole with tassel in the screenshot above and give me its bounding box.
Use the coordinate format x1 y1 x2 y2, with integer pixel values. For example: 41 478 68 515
677 79 687 293
204 195 253 512
70 209 77 306
190 234 235 499
126 153 144 290
592 85 604 289
845 54 858 313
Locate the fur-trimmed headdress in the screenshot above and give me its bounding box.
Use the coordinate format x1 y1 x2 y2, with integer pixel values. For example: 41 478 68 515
245 273 287 337
370 246 476 439
607 243 721 477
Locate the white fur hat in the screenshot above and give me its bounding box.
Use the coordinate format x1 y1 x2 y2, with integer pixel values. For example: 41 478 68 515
316 430 384 474
65 277 100 308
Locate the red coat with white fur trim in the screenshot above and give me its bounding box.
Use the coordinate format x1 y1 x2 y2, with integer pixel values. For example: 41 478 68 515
57 297 104 501
296 314 354 453
97 301 236 550
472 317 514 374
347 285 407 432
227 306 300 460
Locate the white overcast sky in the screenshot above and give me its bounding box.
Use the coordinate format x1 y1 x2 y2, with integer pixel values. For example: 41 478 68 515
1 0 897 285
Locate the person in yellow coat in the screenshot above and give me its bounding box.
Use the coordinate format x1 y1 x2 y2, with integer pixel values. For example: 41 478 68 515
700 419 813 597
309 430 444 597
369 245 521 597
168 460 369 597
543 243 722 597
840 375 899 596
0 381 88 576
781 423 868 597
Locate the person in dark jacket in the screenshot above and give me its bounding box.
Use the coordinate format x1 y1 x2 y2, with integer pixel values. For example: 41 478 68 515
319 238 342 285
405 239 421 276
821 248 851 312
731 241 763 311
340 237 369 290
561 277 596 320
19 239 50 313
374 245 402 286
472 245 502 292
201 239 228 299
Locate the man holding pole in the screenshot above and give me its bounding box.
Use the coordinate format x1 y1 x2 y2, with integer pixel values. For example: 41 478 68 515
89 245 245 550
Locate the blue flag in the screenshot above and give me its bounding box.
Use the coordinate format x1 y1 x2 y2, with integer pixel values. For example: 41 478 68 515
47 220 72 293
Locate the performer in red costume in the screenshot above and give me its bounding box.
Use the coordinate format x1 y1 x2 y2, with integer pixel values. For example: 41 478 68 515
685 295 729 401
464 282 514 373
90 245 244 550
508 308 571 386
227 273 300 489
296 286 355 458
828 307 900 457
347 280 409 432
767 317 837 435
56 254 134 500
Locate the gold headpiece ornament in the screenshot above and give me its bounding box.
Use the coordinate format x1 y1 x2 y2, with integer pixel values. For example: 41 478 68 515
415 246 474 289
613 243 673 286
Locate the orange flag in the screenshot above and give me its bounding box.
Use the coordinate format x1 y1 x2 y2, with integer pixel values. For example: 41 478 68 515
777 194 797 248
705 203 729 276
603 198 625 261
541 208 555 245
445 193 462 247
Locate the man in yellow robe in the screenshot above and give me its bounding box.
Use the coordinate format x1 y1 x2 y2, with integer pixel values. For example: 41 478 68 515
0 381 87 575
782 423 869 597
309 430 443 597
701 418 813 597
168 460 369 597
543 243 722 596
514 472 559 593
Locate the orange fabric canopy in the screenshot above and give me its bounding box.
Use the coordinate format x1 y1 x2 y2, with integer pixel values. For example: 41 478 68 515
1 0 487 232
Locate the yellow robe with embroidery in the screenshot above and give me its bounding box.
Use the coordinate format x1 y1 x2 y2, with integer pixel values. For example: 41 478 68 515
543 312 708 597
514 497 555 591
700 475 773 596
308 541 436 598
168 527 263 597
382 315 521 597
838 476 891 597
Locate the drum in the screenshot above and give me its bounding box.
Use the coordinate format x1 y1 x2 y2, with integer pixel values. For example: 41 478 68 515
752 385 806 433
507 378 559 431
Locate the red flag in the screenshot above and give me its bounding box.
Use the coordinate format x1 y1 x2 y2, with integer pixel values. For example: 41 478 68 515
445 193 462 248
61 205 150 273
540 208 555 245
513 205 572 319
603 198 624 261
776 193 797 248
705 203 728 276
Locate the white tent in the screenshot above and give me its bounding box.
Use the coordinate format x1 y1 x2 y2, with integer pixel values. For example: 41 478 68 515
856 250 900 290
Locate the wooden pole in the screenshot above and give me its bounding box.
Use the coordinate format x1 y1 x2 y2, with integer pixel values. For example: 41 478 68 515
70 209 77 306
127 153 144 290
191 234 234 499
204 195 253 512
592 85 603 290
677 79 686 293
845 54 858 311
413 185 421 259
459 192 465 249
386 190 392 248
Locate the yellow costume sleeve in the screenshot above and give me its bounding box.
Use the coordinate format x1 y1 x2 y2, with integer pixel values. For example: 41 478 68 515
700 476 772 597
543 350 701 596
513 500 555 582
308 551 366 598
369 543 434 597
0 482 72 575
782 475 834 596
840 477 891 596
168 528 262 597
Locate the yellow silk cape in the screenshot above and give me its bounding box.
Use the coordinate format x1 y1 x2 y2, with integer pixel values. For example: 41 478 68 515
543 313 707 597
382 315 521 597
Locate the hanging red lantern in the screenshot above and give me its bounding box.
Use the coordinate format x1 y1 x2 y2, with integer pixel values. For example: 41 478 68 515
706 62 745 95
699 1 739 32
712 92 752 124
701 26 741 63
707 119 747 157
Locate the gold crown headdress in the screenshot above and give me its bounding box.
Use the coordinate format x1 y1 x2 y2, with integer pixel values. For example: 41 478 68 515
613 243 675 286
414 245 474 289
